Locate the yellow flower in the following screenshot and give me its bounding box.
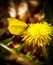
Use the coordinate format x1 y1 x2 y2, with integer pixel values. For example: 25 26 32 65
22 22 53 47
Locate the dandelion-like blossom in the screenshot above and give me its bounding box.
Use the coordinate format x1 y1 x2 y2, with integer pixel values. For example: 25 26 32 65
22 22 53 47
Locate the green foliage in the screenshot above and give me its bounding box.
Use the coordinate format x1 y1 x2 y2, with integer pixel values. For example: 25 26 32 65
24 54 32 61
0 30 5 36
42 46 48 62
0 46 6 58
48 41 53 65
45 1 53 23
0 35 15 45
14 43 24 54
45 1 53 64
33 60 45 65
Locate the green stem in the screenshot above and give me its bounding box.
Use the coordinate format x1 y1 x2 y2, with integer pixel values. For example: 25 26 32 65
42 46 48 65
0 43 16 54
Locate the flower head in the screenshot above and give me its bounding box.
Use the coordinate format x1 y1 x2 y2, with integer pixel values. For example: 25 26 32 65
22 22 53 47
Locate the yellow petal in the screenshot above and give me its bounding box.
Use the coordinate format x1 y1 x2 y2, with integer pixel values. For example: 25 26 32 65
22 34 30 41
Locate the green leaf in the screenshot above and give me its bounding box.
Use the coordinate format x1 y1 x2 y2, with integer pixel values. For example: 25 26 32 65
14 43 24 53
0 30 5 36
24 55 32 61
0 46 6 58
0 43 15 53
0 35 15 45
33 60 45 65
